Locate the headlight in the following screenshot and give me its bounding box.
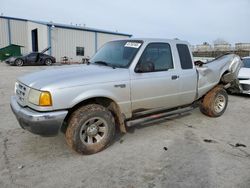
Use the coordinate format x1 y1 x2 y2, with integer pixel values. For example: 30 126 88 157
28 88 52 106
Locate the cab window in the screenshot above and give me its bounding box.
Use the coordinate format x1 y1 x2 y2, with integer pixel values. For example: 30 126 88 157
136 43 174 72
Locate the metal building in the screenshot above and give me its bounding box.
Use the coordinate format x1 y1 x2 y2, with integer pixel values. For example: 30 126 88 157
196 42 212 52
214 43 232 51
235 43 250 51
0 16 132 62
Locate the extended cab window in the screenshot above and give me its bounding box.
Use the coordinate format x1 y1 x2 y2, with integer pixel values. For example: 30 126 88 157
177 44 193 69
136 43 173 72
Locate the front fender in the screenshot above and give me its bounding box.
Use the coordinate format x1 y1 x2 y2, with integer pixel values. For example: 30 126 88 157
51 81 131 117
70 89 119 108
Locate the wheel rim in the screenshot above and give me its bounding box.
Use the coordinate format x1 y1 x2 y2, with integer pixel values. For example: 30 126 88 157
79 117 107 144
16 59 23 66
45 59 52 65
214 94 226 113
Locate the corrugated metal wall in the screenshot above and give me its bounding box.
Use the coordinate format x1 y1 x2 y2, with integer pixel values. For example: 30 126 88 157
97 33 128 49
51 28 129 62
0 18 10 48
83 31 96 58
51 28 93 62
10 19 28 54
1 18 52 55
27 22 48 53
1 17 131 62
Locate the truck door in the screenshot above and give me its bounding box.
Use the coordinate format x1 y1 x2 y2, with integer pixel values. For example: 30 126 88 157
175 44 197 105
130 42 182 111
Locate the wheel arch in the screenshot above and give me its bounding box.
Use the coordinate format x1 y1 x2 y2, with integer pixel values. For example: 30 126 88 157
219 70 231 84
62 96 127 134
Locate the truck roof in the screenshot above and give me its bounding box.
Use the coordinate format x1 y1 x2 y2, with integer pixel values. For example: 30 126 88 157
122 38 190 46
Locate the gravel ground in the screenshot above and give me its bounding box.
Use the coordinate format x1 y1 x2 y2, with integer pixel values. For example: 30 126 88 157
0 62 250 188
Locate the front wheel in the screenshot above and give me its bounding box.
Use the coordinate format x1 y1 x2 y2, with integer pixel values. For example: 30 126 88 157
15 59 24 66
65 104 115 155
200 86 228 117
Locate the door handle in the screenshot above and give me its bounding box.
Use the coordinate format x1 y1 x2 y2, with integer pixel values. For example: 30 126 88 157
171 75 179 80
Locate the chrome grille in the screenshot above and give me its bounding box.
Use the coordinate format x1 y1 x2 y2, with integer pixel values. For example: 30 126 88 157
15 82 28 106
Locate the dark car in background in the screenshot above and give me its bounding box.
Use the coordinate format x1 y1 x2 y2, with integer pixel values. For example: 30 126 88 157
5 47 56 66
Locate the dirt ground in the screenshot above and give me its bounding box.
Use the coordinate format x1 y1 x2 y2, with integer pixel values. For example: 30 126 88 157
0 62 250 188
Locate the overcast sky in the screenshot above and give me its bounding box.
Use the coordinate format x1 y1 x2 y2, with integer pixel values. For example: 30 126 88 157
1 0 250 45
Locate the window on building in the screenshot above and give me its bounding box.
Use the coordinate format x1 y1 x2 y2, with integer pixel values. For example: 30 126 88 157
137 43 174 72
177 44 193 69
76 47 84 56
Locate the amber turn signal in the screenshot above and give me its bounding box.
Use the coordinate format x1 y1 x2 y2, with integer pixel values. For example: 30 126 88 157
39 91 52 106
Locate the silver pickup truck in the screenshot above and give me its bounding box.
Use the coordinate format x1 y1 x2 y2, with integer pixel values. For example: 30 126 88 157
11 39 242 154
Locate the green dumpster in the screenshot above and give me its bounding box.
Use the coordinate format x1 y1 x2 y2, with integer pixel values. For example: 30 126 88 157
0 44 23 61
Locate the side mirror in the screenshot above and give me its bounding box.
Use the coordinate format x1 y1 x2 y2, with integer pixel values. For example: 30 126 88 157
194 60 204 67
135 61 155 73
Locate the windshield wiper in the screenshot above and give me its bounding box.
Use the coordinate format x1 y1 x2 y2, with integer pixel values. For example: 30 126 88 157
94 61 109 66
94 61 116 69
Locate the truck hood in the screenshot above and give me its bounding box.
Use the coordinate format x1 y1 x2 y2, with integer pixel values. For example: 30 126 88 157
18 64 130 90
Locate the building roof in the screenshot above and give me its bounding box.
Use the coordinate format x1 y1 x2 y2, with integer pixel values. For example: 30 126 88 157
0 16 132 37
0 44 24 49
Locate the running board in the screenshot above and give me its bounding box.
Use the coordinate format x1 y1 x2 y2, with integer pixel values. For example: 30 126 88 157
126 106 194 127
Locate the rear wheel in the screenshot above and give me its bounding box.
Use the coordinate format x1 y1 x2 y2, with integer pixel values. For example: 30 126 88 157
65 104 115 154
200 86 228 117
45 58 52 66
15 59 24 66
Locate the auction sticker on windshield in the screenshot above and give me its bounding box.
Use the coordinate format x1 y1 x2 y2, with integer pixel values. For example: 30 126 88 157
125 42 142 48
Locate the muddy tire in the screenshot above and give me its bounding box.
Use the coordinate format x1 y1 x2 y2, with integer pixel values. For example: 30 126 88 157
65 104 115 155
200 86 228 117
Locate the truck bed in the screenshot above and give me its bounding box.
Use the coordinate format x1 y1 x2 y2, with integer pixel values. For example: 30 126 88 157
196 54 242 98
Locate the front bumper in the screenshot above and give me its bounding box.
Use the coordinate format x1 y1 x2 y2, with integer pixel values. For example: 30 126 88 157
239 80 250 94
5 60 15 65
10 96 68 136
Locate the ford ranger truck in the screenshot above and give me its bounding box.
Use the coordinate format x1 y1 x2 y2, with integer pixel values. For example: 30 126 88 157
10 39 242 154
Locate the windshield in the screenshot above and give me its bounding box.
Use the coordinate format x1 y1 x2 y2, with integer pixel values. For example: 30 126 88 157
90 40 142 68
243 58 250 68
